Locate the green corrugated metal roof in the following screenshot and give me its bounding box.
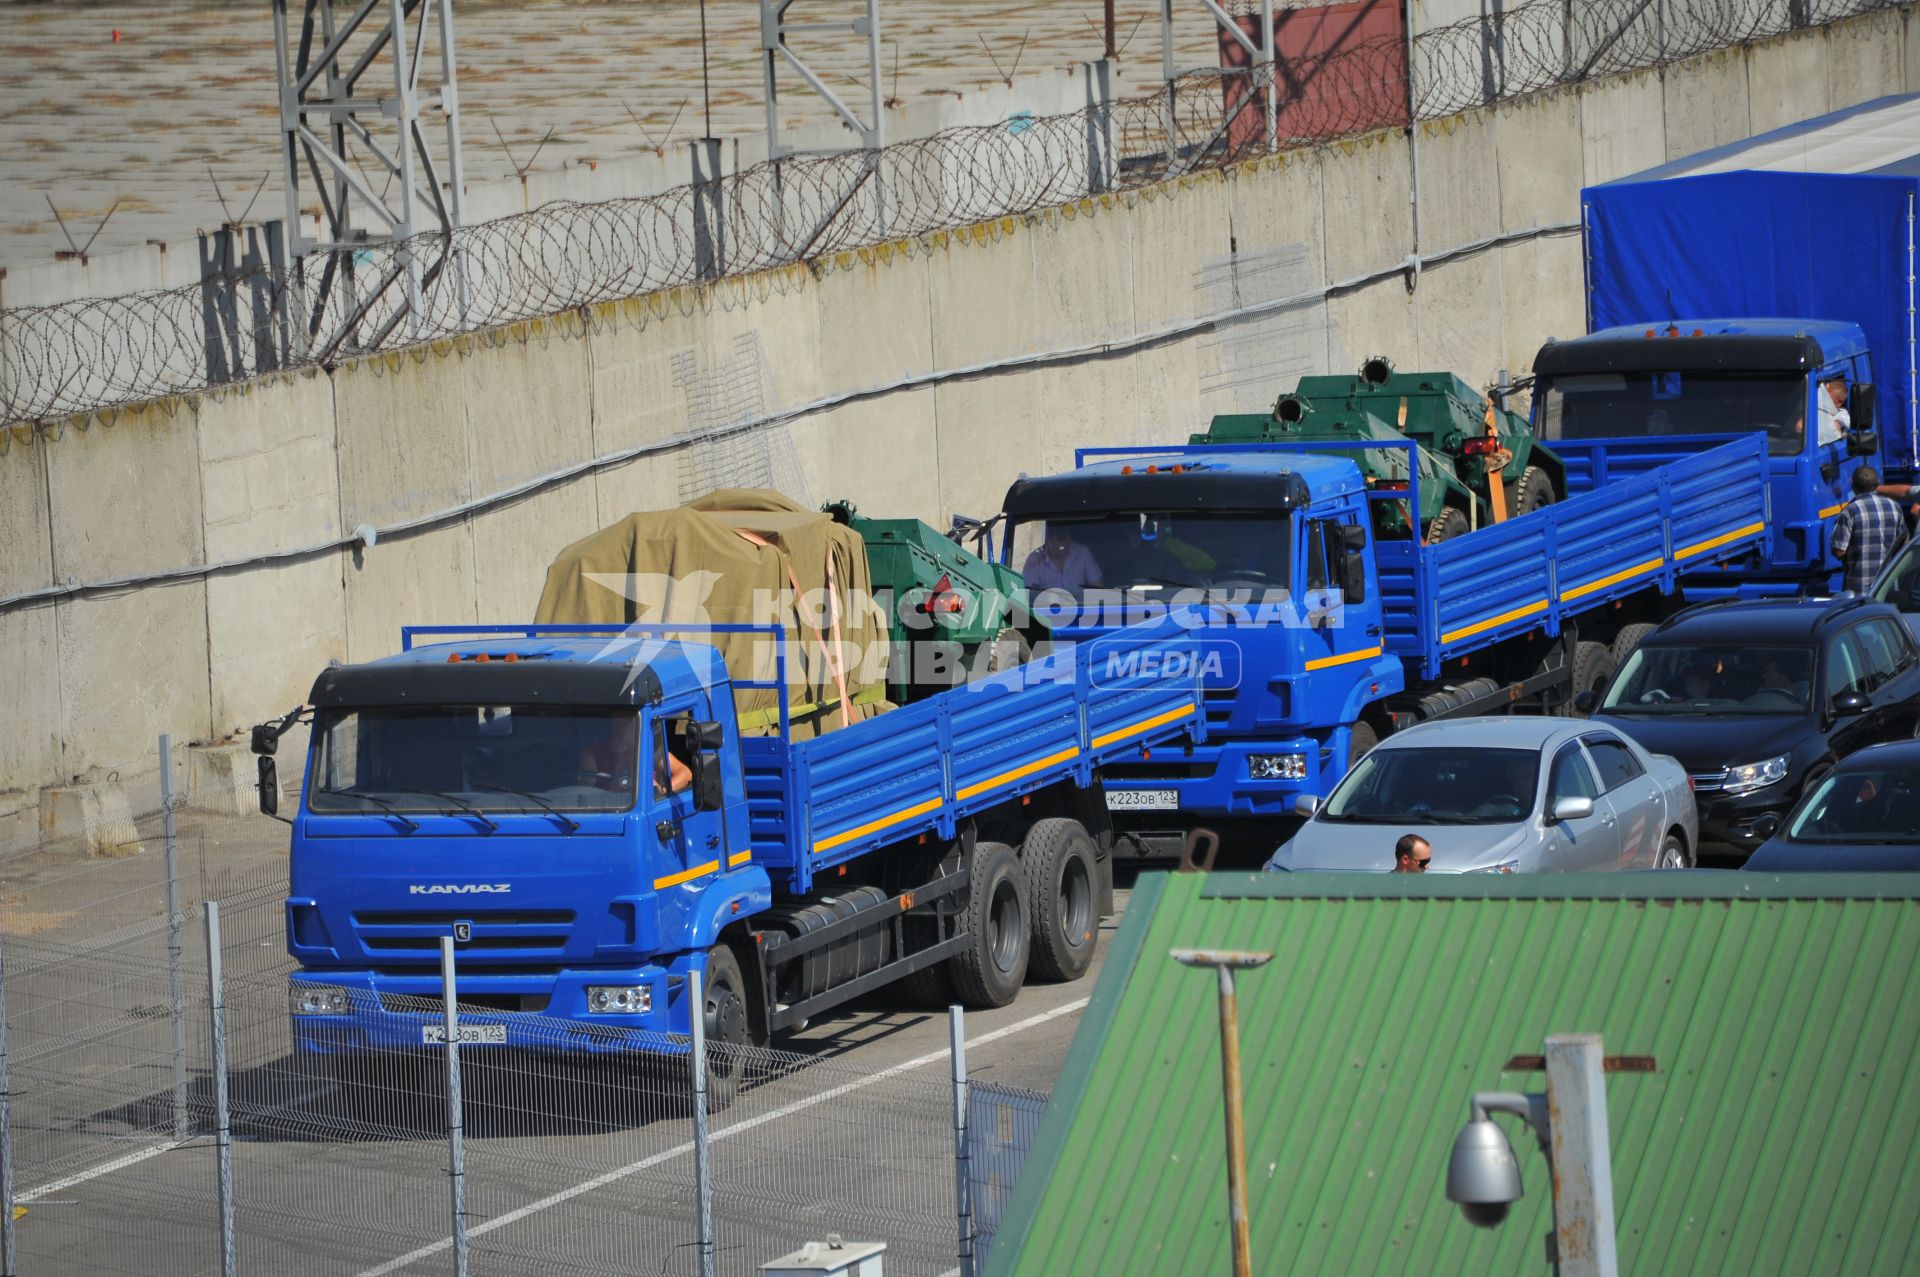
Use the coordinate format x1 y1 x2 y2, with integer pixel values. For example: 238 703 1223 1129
988 873 1920 1276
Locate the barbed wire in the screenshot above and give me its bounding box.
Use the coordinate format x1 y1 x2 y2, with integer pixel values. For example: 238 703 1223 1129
0 0 1897 427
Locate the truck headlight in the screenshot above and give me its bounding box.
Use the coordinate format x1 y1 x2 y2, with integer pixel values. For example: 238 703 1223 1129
1248 753 1308 781
289 983 352 1016
587 985 652 1014
1722 755 1790 796
1468 859 1520 875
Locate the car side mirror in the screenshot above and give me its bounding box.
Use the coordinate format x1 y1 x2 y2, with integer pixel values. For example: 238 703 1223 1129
1293 794 1320 818
690 719 724 751
1751 812 1781 840
256 756 280 818
1550 795 1594 823
1833 690 1871 716
690 751 724 812
1853 383 1876 432
1848 430 1879 458
1573 689 1602 714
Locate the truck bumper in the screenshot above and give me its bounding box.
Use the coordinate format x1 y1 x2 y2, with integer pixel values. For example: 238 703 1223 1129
288 956 697 1058
1102 733 1329 825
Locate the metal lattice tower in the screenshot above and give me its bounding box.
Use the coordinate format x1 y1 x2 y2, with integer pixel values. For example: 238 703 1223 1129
272 0 468 360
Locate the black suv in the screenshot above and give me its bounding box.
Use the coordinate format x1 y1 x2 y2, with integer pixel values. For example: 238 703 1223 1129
1591 596 1920 858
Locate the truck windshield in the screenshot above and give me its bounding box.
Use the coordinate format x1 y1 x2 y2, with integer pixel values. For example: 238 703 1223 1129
308 706 641 814
1602 644 1814 714
1319 747 1540 825
1537 370 1807 456
1008 511 1289 593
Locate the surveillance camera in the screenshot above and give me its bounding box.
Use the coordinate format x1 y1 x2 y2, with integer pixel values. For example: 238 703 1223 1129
1458 1199 1512 1229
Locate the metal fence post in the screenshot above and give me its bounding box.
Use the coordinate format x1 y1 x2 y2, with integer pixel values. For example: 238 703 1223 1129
690 968 714 1277
205 901 236 1277
1543 1034 1620 1277
0 920 16 1277
439 938 470 1277
950 1005 975 1277
161 734 188 1143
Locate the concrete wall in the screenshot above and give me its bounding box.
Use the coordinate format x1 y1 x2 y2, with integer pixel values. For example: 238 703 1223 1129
1 10 1912 836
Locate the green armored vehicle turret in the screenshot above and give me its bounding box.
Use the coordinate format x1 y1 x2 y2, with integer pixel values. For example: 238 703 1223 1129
1195 358 1564 541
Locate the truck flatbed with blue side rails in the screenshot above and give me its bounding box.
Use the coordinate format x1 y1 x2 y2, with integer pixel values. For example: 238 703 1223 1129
995 435 1771 853
253 618 1206 1090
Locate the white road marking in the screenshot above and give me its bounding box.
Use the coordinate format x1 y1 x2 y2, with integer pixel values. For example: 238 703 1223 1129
356 997 1091 1276
18 1141 184 1204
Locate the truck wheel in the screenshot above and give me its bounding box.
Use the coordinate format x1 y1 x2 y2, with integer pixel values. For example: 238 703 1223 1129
1568 641 1616 718
1347 720 1379 770
1023 819 1098 983
1508 466 1556 515
950 842 1029 1009
899 958 955 1008
1425 507 1471 544
700 945 753 1111
1610 623 1656 669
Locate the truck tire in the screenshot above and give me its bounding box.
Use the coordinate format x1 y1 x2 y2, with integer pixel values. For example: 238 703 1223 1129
1023 819 1099 983
899 958 955 1008
949 842 1029 1009
700 945 753 1111
1426 507 1471 544
1610 622 1656 669
1508 466 1556 515
1568 641 1616 718
1348 720 1380 770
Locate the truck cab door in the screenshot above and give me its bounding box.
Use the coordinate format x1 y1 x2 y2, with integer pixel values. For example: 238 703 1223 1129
1298 516 1380 671
1542 742 1622 872
651 701 727 883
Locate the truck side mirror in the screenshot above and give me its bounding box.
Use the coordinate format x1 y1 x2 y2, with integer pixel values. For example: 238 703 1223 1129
257 756 280 817
1339 525 1368 604
690 720 724 750
250 722 278 756
1848 430 1879 457
1853 383 1876 432
689 750 724 812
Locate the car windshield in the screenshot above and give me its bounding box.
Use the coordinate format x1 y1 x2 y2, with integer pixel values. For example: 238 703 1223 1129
1536 369 1807 456
1603 644 1814 714
1873 541 1920 613
1319 747 1539 825
1786 767 1920 844
308 705 641 814
1008 511 1289 594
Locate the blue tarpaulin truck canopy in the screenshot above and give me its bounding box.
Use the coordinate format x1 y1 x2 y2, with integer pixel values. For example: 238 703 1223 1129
1583 93 1920 477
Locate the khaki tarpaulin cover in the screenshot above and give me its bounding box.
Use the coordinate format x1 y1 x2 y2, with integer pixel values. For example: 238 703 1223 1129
534 489 890 739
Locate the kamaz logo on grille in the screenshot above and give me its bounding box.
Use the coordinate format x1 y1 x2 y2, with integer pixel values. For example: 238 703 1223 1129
408 883 511 895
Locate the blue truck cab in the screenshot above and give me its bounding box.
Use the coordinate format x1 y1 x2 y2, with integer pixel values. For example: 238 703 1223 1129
998 438 1775 854
255 617 1207 1086
1530 319 1881 597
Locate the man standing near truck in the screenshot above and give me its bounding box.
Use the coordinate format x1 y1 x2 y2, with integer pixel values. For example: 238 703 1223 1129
1831 466 1908 594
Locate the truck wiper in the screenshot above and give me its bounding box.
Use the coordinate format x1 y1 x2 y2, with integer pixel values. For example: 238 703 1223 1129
327 788 420 832
390 788 499 832
473 784 580 833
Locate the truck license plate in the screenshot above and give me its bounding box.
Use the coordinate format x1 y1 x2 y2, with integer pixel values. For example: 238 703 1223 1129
1105 789 1177 811
422 1024 506 1045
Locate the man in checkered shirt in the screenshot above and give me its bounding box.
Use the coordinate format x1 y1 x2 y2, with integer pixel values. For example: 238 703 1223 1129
1831 466 1908 594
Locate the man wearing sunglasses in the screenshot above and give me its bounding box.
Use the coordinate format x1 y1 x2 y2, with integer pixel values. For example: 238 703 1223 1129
1391 834 1432 873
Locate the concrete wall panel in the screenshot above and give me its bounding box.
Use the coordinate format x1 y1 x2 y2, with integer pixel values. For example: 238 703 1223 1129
461 318 596 499
1579 71 1667 186
342 525 477 663
45 403 204 581
0 433 53 598
1328 278 1418 378
1500 235 1588 379
927 222 1040 370
1027 203 1138 349
469 485 603 624
1414 258 1507 387
0 608 60 804
812 252 935 394
1125 177 1231 332
1825 10 1907 111
591 455 685 529
1318 131 1413 285
196 370 340 559
1747 34 1828 134
332 348 475 529
1414 112 1502 254
930 377 1052 524
206 554 346 738
1226 153 1328 284
1662 46 1753 161
789 392 942 519
586 300 707 467
57 585 211 780
1496 89 1584 231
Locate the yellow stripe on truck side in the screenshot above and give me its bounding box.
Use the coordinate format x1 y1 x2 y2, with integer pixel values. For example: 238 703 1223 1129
1090 703 1197 749
1305 645 1383 672
1673 520 1768 561
654 859 720 890
955 746 1081 802
811 795 945 856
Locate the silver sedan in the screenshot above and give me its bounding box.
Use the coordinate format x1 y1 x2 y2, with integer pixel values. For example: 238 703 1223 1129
1265 717 1698 873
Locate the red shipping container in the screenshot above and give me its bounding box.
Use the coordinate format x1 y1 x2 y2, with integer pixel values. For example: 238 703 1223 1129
1218 1 1409 151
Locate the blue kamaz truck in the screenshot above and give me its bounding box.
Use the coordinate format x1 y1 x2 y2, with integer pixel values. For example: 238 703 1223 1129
252 617 1205 1090
1536 95 1920 596
995 435 1772 853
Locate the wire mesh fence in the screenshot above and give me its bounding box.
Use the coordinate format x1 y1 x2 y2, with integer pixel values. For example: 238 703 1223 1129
0 0 1898 427
0 789 972 1276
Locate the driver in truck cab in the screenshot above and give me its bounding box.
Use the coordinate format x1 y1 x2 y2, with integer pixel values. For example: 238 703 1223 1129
1022 524 1104 592
579 721 691 797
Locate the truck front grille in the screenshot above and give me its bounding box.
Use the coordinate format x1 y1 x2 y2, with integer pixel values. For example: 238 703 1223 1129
353 909 575 955
378 991 552 1014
